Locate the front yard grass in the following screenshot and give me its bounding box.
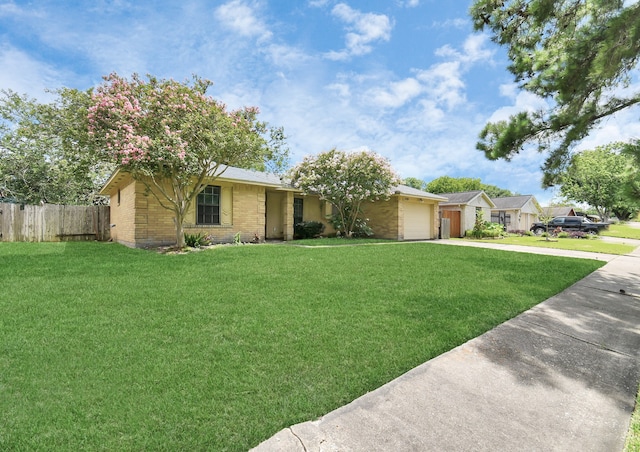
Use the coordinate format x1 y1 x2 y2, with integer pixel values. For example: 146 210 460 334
602 222 640 240
0 242 604 451
289 237 393 246
626 389 640 452
463 234 636 255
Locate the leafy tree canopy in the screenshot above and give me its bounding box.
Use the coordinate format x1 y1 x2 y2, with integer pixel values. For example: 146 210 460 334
471 0 640 186
89 73 288 247
403 177 426 191
425 175 514 198
622 139 640 202
559 143 640 221
289 149 400 237
0 89 112 204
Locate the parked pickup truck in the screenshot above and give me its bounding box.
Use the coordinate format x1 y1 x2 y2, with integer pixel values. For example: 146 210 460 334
530 216 610 235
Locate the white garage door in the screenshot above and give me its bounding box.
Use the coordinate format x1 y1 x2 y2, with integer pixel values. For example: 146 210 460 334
403 202 431 240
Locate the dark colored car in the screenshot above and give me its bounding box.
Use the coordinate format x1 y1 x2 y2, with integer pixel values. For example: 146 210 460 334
530 216 609 235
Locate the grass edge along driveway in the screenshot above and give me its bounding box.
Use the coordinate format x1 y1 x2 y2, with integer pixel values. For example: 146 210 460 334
0 242 604 451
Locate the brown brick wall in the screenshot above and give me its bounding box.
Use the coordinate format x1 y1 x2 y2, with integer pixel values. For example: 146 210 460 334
122 179 272 247
108 177 138 247
362 197 400 240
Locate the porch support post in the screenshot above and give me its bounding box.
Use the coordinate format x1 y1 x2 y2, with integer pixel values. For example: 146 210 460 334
282 191 294 241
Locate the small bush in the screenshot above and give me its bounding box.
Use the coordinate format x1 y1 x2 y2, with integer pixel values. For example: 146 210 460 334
467 220 506 239
184 233 212 248
294 221 326 239
558 232 570 238
328 214 373 238
351 217 373 238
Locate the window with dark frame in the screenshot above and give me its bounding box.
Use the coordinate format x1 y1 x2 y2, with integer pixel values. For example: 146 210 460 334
197 185 221 225
293 198 303 225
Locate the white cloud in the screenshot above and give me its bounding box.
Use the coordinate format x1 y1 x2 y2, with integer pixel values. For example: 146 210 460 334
263 43 312 68
308 0 330 7
395 99 446 132
215 0 273 42
487 84 549 123
398 0 420 7
416 61 465 109
326 82 352 103
324 3 393 60
575 106 640 151
367 77 423 108
431 18 468 29
0 1 44 18
435 34 493 64
359 34 494 112
0 45 65 100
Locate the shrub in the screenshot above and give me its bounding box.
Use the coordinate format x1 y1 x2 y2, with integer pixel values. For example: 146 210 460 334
569 231 587 239
328 214 373 238
558 232 570 238
184 233 212 248
294 221 326 239
467 219 506 239
483 222 506 237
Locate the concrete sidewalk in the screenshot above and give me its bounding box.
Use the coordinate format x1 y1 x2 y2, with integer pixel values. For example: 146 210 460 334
253 244 640 451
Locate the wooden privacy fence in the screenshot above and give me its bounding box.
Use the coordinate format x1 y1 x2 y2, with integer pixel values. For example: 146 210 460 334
0 203 110 242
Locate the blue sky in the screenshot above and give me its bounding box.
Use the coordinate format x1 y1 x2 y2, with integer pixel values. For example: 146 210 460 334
1 0 639 205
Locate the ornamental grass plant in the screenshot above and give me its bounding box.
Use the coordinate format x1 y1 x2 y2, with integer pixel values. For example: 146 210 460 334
0 241 604 450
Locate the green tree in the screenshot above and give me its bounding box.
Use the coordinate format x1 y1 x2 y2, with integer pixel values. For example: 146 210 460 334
622 139 640 203
289 149 400 237
560 144 639 221
425 176 482 194
403 177 426 190
88 73 288 248
481 183 515 198
471 0 640 185
425 176 514 198
0 89 111 204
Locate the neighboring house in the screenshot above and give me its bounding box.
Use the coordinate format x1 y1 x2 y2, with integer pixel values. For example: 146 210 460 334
541 206 577 218
439 191 496 238
100 166 445 248
490 195 540 232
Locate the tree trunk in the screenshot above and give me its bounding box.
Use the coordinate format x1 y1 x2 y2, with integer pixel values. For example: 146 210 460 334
174 213 185 248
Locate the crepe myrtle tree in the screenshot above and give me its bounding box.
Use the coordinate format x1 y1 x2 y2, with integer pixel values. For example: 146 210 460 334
88 73 287 248
289 149 401 237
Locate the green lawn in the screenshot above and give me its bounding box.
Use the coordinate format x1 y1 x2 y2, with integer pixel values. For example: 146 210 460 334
463 235 636 255
289 237 393 246
0 242 605 450
626 389 640 452
602 222 640 240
